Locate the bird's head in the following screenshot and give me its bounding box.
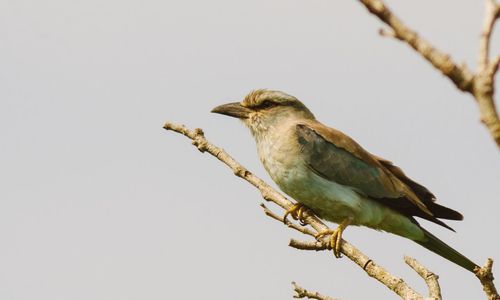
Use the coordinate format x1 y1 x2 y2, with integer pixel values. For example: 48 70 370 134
211 89 315 137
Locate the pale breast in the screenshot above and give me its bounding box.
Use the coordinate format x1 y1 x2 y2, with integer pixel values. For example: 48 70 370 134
256 124 299 184
255 124 363 223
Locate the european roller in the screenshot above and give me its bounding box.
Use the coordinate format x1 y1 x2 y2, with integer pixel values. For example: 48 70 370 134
212 89 477 272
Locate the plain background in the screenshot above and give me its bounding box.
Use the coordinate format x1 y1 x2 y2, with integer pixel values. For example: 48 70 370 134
1 0 499 299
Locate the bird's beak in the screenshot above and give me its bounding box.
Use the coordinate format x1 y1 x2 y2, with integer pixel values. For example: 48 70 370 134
211 102 252 119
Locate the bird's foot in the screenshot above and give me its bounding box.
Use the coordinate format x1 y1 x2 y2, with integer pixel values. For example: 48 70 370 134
283 203 308 226
315 218 352 258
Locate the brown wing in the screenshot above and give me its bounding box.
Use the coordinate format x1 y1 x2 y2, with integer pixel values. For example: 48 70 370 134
298 119 433 216
375 156 463 221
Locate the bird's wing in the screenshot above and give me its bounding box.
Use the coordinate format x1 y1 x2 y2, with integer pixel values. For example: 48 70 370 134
296 120 433 216
374 155 436 203
374 156 462 221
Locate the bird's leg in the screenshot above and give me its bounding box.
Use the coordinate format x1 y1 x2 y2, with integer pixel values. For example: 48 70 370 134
283 203 308 226
315 217 353 258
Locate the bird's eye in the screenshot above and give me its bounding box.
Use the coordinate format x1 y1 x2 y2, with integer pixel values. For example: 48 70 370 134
259 100 277 109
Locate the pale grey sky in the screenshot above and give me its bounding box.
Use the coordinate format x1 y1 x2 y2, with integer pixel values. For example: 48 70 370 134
1 0 499 299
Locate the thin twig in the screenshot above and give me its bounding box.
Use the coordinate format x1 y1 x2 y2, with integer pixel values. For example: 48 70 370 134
292 282 338 300
289 239 329 251
405 256 441 300
478 0 500 71
476 259 500 300
474 0 500 148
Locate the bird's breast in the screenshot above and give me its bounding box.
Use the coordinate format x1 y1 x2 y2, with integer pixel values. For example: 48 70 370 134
256 128 363 222
256 126 299 185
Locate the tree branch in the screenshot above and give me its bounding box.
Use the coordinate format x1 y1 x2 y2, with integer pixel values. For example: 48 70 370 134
474 0 500 149
292 282 338 300
404 256 441 300
478 0 500 71
357 0 500 148
289 239 329 251
476 259 500 300
164 122 442 299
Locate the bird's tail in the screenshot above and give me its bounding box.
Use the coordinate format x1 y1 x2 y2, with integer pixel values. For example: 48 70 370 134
415 228 478 272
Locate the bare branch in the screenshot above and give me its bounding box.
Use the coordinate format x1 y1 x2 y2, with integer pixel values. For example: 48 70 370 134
478 0 500 71
289 239 329 251
474 0 500 148
164 122 425 299
405 256 441 300
356 0 500 148
476 258 500 300
292 282 338 300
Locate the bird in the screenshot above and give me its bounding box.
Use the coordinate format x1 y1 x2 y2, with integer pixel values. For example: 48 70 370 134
211 89 478 272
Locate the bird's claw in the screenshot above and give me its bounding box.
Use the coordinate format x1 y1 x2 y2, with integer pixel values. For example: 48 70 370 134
315 218 352 258
283 203 308 226
315 228 344 258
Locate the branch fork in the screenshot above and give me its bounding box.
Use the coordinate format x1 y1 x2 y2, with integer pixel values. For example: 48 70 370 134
360 0 500 148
